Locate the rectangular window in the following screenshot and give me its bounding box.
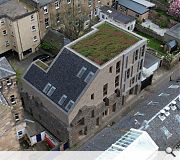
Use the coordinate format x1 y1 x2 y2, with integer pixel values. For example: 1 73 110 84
91 93 94 100
0 19 5 25
33 36 37 42
132 77 135 84
32 26 36 31
141 45 145 56
5 41 10 47
103 83 108 96
131 66 133 77
67 0 71 4
91 110 94 118
138 72 141 80
45 18 49 28
31 15 34 21
109 66 113 73
134 50 138 61
58 95 67 105
116 61 120 74
139 59 143 69
126 68 130 79
125 56 128 68
112 103 116 112
3 30 7 35
55 1 60 9
115 75 119 87
56 13 60 23
88 0 92 6
44 6 48 14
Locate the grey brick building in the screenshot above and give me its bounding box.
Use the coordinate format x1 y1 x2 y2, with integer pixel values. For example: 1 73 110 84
22 21 147 147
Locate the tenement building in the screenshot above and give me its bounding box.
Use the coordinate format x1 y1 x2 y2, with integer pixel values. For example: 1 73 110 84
22 21 147 147
20 0 113 38
0 0 40 60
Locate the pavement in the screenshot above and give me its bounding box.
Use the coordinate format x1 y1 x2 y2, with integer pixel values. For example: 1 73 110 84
141 19 169 36
75 63 180 151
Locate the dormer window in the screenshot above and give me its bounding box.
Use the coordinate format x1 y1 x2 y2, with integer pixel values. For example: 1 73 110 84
65 100 74 112
6 78 12 86
55 1 60 9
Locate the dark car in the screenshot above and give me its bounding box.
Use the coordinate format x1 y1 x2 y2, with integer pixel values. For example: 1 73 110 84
33 54 50 62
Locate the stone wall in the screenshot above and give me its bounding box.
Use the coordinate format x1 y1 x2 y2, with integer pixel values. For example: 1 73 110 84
135 24 164 42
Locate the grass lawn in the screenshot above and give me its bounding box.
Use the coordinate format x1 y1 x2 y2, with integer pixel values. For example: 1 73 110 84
72 22 140 65
135 31 165 57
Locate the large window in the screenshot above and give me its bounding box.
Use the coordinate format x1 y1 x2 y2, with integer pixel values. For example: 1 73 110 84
116 61 121 74
115 75 119 87
45 18 49 28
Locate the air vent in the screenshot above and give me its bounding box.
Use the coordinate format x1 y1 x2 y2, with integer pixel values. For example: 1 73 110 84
164 106 170 116
158 110 166 121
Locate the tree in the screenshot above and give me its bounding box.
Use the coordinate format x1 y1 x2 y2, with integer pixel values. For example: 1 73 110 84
168 0 180 18
60 1 92 40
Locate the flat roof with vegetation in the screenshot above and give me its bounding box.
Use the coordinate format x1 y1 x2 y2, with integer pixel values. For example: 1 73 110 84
71 22 140 65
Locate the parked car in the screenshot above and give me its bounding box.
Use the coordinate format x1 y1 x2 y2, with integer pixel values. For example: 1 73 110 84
33 54 50 62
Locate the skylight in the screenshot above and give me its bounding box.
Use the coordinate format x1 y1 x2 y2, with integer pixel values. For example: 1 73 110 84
175 114 180 123
58 95 67 106
65 100 74 112
84 72 94 83
160 126 172 139
43 83 52 94
77 67 87 78
47 86 56 97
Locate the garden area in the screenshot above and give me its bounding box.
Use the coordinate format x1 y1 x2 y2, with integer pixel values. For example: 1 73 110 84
72 22 140 65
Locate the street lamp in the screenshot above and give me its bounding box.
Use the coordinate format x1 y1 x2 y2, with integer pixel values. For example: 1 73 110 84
165 147 176 157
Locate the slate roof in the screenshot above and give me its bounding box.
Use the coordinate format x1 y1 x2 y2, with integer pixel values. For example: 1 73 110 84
99 6 135 24
0 0 31 19
33 0 54 7
118 0 149 15
144 52 161 69
79 81 180 151
24 48 98 113
0 57 16 80
165 23 180 40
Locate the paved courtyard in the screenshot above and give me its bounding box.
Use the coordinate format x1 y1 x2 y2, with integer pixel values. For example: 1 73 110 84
141 20 169 36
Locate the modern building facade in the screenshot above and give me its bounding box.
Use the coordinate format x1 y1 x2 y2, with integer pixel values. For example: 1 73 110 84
21 0 113 39
22 21 147 147
0 0 40 60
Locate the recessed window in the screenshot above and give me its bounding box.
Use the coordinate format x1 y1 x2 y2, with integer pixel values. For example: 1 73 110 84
141 45 145 56
91 93 94 100
44 6 48 14
91 110 94 117
138 72 141 80
131 66 133 77
31 15 34 21
115 75 119 87
5 41 10 47
3 30 7 35
55 1 60 9
1 19 5 25
45 18 49 28
32 26 36 31
112 103 116 112
116 61 120 74
33 36 37 42
139 59 143 69
103 83 108 96
58 94 67 105
109 66 113 73
126 68 130 79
